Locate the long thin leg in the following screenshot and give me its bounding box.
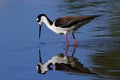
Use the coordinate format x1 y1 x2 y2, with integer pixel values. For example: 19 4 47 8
64 34 69 46
72 33 78 46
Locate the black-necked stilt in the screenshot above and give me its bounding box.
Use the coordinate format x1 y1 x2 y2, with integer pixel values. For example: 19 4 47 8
36 14 101 46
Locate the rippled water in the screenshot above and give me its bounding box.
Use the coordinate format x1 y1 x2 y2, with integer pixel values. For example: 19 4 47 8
0 0 120 80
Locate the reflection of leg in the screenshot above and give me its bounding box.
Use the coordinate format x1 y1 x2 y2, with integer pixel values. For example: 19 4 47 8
38 49 42 63
72 46 77 57
65 45 69 56
72 33 78 46
64 34 69 46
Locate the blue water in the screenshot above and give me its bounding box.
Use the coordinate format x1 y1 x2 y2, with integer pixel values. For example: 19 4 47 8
0 0 120 80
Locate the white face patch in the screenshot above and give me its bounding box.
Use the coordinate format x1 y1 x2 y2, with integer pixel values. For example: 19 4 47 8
36 18 39 22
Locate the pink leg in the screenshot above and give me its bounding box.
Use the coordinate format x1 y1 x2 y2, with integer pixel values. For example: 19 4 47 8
72 33 78 46
64 34 69 46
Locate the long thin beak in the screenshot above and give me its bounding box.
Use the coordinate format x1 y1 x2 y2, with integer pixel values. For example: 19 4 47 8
39 25 42 39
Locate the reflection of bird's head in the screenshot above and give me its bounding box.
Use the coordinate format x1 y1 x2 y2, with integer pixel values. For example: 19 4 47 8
36 63 53 74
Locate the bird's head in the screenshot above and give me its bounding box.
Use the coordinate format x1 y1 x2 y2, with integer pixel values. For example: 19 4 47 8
37 14 46 25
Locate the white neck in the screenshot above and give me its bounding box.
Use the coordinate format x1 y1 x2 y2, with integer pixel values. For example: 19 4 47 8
40 16 61 34
41 16 53 29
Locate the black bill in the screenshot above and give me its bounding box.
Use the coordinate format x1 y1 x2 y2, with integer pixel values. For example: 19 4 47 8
39 25 42 39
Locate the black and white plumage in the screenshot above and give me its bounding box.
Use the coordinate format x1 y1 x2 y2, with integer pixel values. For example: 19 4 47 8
36 14 101 46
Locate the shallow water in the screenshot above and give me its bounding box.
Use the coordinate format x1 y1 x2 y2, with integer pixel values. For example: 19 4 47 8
0 0 120 80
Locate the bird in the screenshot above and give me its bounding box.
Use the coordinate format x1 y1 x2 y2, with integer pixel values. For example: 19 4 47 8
36 14 101 46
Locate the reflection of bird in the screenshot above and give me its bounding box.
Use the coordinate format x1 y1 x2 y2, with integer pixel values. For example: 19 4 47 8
36 14 101 46
37 53 96 75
